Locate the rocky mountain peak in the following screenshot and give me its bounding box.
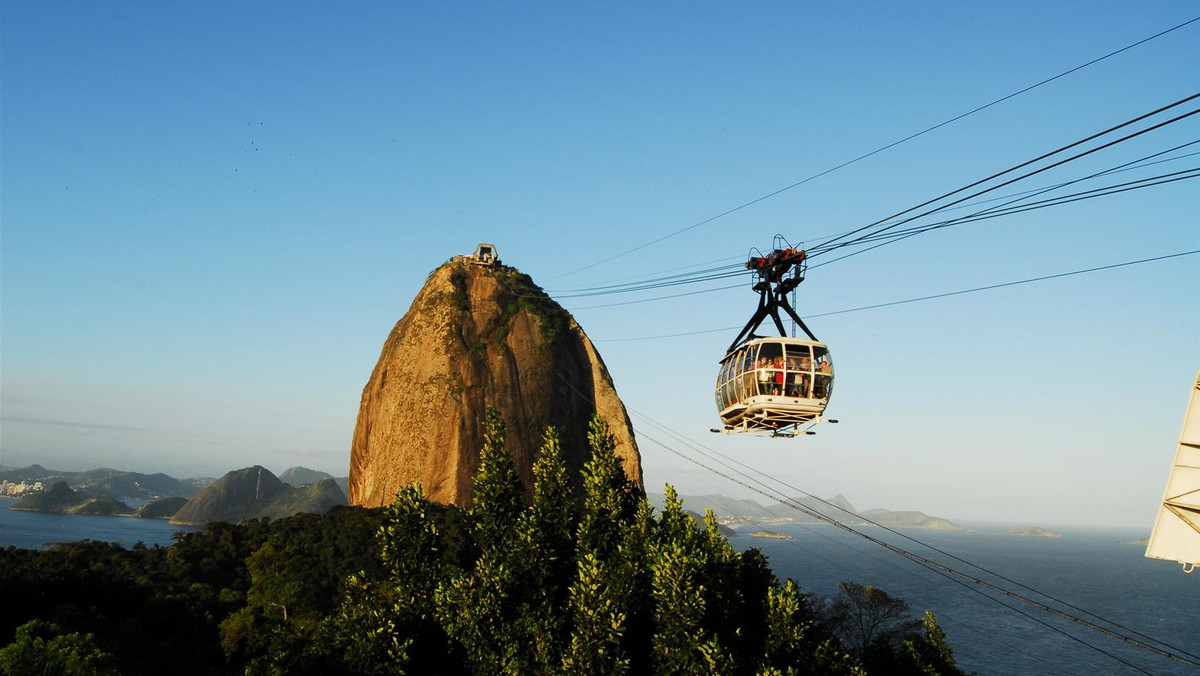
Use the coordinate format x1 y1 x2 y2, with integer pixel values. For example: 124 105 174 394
349 258 642 508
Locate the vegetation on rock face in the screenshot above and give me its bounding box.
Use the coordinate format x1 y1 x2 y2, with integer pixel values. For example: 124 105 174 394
0 411 962 675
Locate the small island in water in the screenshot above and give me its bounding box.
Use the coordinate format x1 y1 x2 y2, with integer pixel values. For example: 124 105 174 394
747 530 794 540
1007 526 1063 538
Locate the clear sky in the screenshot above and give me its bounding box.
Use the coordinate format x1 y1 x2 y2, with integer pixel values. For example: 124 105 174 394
2 1 1196 527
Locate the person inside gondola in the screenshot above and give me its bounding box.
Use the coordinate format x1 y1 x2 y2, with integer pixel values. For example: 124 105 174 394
813 356 832 398
794 372 810 398
783 357 796 396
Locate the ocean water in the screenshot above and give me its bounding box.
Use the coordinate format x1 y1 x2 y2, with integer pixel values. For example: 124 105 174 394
731 521 1200 675
0 497 197 549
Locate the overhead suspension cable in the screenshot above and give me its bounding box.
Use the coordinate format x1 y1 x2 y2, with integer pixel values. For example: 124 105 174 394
547 17 1200 281
589 250 1198 338
548 119 1197 304
808 167 1200 267
806 94 1200 257
559 162 1200 307
920 143 1200 217
829 138 1200 249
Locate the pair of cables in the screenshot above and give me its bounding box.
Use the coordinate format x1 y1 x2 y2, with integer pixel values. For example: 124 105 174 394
542 120 1196 340
547 92 1198 304
804 94 1200 263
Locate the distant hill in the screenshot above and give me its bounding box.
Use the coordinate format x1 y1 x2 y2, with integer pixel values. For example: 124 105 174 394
136 496 189 519
278 466 334 486
259 479 347 520
1 464 210 500
859 509 961 530
652 492 961 530
10 481 134 516
75 469 200 500
764 494 860 521
170 466 348 526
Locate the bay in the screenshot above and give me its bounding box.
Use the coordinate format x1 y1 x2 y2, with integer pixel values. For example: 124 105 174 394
732 521 1200 675
0 497 198 550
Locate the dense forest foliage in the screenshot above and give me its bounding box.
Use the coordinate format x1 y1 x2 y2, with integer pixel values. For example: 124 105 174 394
0 412 963 675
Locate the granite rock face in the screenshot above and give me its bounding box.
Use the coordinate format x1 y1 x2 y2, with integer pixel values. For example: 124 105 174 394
349 260 642 508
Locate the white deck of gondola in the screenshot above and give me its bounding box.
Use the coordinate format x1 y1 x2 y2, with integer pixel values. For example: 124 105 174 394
719 394 828 431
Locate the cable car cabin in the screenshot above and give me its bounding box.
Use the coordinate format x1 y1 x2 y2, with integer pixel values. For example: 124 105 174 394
715 337 834 435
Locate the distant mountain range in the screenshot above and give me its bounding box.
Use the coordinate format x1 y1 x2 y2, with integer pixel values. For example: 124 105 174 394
2 464 350 525
1 464 212 500
278 466 350 496
170 466 347 526
1 464 350 500
649 492 961 531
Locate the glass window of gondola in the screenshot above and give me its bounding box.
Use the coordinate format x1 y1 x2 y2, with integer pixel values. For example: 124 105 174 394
756 342 783 396
813 345 834 399
715 362 725 409
718 361 734 409
784 343 813 398
729 348 748 401
731 350 745 403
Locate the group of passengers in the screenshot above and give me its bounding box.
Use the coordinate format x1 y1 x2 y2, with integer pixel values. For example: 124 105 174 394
751 355 831 398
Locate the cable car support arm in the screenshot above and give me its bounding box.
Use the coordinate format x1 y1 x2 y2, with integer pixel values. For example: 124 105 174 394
726 248 817 353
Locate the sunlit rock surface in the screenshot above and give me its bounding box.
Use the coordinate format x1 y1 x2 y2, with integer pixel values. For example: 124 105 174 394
349 260 642 508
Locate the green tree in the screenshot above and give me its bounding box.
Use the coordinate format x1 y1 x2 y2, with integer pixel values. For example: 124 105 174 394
435 408 531 674
327 483 454 675
560 415 649 673
576 416 641 559
899 612 963 676
0 619 120 676
219 541 329 675
760 580 858 676
512 426 578 671
649 489 732 674
560 552 631 675
471 407 525 553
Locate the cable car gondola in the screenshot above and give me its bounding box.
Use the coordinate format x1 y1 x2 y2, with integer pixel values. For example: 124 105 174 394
715 238 836 437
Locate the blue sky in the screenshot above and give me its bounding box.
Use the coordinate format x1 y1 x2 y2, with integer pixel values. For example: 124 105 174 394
2 1 1197 527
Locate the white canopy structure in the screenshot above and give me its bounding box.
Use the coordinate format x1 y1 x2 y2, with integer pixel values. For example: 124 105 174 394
1145 366 1200 573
